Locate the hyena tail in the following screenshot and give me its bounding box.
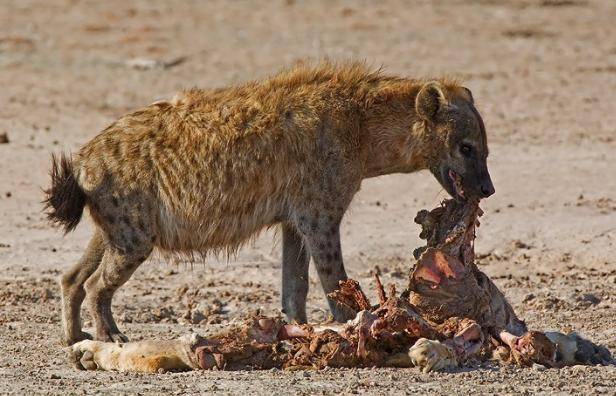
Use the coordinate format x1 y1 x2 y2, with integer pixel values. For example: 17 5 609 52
43 153 86 234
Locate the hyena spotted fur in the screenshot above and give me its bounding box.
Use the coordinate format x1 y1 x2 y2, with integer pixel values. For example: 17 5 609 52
44 62 494 345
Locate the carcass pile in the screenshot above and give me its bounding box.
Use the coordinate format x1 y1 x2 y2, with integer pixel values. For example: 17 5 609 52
70 199 612 373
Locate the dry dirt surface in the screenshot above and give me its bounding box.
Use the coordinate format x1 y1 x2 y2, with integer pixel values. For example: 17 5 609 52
1 0 615 394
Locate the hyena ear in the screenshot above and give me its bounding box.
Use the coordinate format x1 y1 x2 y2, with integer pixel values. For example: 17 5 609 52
460 86 474 103
415 82 447 122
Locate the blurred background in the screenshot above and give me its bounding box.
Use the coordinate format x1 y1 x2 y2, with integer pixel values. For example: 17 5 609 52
0 0 614 394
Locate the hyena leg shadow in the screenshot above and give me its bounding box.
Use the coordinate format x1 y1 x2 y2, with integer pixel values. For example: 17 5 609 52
84 231 153 343
60 229 106 346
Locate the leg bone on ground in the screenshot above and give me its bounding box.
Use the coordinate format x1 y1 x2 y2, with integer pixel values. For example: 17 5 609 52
69 334 201 373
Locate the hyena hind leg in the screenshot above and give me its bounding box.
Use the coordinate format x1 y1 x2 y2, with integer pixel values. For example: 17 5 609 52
60 229 106 346
84 239 152 343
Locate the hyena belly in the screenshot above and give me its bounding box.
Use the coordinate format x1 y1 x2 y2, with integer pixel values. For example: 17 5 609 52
152 141 298 255
155 185 288 255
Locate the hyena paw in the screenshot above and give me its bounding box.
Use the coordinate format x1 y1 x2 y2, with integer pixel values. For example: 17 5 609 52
109 332 129 343
96 330 129 344
408 338 458 373
63 330 93 347
69 340 100 370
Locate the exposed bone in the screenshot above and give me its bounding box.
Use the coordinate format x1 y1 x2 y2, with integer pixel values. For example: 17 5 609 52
407 199 611 368
327 279 372 313
374 273 387 305
408 199 527 337
408 338 457 373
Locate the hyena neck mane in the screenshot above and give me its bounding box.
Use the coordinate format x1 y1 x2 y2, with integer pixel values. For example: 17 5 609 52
358 76 461 179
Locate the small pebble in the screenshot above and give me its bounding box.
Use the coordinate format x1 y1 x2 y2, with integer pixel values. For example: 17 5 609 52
582 293 601 305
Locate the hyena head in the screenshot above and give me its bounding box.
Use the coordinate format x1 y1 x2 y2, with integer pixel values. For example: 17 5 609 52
415 81 495 201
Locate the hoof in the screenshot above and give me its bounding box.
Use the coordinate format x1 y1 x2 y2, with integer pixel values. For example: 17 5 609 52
408 338 458 373
69 340 99 371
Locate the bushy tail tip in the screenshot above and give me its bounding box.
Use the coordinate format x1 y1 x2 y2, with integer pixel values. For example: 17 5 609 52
43 153 86 234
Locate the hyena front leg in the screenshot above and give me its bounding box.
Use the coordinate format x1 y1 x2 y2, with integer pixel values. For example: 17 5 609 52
60 229 106 345
293 204 355 322
281 223 309 323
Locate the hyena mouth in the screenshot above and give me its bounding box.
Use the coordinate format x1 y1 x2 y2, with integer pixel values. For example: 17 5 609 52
448 170 465 199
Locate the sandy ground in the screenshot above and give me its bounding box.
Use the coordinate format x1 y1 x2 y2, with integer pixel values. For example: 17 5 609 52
1 0 615 394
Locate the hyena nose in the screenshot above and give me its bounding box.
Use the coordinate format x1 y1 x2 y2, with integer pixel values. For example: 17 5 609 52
480 182 495 198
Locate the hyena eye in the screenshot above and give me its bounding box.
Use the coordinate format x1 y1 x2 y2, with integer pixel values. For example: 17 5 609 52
460 143 473 157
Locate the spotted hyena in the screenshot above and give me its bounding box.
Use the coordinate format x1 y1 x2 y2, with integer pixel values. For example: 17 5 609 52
44 62 494 345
